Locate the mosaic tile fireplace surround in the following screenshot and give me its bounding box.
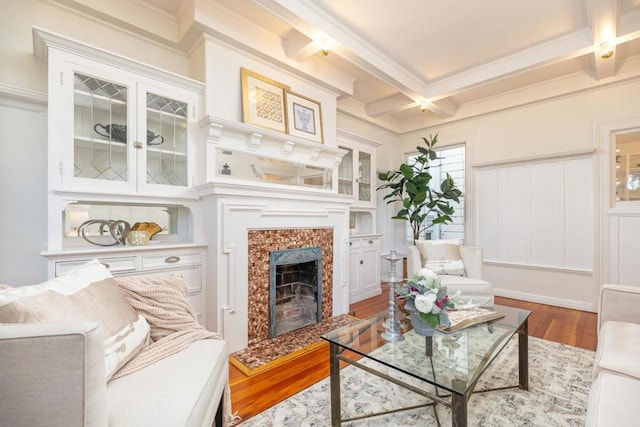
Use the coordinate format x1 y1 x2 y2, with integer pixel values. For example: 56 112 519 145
247 228 333 346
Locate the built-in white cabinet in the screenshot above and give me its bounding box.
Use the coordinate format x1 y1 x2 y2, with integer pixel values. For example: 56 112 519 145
34 28 205 252
35 28 203 199
337 131 380 209
43 245 206 322
34 29 207 322
348 234 382 303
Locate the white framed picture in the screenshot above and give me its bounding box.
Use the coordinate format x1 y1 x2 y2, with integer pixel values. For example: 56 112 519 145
285 91 323 143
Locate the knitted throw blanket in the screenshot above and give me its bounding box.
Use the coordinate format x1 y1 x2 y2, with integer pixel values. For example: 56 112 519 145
112 274 239 426
112 274 221 378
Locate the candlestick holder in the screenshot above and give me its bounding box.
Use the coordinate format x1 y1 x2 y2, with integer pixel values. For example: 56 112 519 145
381 250 405 343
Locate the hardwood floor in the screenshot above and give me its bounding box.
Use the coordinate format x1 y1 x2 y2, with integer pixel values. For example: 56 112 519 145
229 284 598 422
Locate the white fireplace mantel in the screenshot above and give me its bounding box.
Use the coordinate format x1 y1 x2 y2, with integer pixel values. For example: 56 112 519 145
198 181 352 352
199 115 347 183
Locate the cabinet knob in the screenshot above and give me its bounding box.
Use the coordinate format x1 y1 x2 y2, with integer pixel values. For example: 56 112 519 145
133 141 144 149
360 260 364 265
101 262 110 269
368 240 373 244
164 256 181 263
349 242 352 246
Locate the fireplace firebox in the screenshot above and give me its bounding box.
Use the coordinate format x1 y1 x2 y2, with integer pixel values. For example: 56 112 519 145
269 247 322 338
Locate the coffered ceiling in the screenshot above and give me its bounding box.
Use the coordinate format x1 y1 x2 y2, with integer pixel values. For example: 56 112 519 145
135 0 640 132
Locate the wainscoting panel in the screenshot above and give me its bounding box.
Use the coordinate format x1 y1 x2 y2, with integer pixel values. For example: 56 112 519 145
564 158 594 270
475 169 500 260
616 215 640 285
501 166 532 264
531 162 564 267
475 156 594 271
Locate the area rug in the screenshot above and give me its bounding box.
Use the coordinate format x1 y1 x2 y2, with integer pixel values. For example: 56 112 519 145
230 314 360 376
238 336 595 426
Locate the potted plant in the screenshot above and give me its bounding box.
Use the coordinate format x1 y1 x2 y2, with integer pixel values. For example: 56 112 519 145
377 133 462 244
397 268 460 335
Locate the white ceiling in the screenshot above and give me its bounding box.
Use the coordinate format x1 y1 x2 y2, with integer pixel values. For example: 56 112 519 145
144 0 640 132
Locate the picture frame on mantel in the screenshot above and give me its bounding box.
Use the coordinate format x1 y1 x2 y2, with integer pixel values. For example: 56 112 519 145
285 91 324 143
241 67 290 133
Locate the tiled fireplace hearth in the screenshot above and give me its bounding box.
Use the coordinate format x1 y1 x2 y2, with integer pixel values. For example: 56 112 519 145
248 229 333 346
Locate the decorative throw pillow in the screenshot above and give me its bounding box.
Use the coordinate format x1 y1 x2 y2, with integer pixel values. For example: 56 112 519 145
418 241 466 276
0 259 150 380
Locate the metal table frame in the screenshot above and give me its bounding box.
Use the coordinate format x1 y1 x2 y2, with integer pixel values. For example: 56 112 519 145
327 316 529 427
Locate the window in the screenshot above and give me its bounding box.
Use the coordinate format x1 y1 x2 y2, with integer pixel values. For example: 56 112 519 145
615 131 640 203
406 145 465 242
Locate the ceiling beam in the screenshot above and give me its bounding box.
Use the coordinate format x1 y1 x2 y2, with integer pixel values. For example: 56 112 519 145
365 93 417 117
590 0 617 80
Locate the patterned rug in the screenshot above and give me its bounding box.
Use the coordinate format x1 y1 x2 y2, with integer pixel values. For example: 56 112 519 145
238 336 595 426
230 314 361 376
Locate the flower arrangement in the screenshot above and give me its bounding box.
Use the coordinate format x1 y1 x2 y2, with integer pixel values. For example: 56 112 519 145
396 268 460 329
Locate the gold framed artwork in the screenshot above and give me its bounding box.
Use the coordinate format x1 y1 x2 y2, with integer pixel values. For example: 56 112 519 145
241 68 290 133
285 91 323 143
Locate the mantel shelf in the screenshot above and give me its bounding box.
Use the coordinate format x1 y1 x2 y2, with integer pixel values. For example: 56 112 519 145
199 115 347 170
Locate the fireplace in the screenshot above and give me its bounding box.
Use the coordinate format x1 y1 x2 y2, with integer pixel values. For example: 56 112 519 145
246 228 334 346
269 247 322 338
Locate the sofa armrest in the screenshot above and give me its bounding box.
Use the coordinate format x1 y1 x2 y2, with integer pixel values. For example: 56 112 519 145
406 245 422 279
0 322 108 427
459 245 483 280
598 284 640 333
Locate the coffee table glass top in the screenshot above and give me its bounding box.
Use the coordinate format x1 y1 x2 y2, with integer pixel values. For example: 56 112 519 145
321 305 531 395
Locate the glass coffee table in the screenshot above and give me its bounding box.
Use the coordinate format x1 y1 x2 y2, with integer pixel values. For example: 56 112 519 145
321 305 531 427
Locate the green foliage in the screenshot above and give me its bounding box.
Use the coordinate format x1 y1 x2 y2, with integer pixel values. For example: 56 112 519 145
377 133 462 244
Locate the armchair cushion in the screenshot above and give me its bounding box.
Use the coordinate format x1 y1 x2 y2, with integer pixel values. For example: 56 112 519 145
416 240 466 276
0 259 150 380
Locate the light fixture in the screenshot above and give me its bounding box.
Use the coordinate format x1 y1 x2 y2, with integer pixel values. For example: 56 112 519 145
599 41 615 59
318 36 330 56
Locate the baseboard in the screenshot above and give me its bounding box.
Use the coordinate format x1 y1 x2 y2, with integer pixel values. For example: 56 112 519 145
494 288 596 312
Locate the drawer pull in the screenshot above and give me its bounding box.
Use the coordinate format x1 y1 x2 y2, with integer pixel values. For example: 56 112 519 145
349 242 352 246
360 260 364 265
368 240 374 244
164 256 181 263
101 262 110 269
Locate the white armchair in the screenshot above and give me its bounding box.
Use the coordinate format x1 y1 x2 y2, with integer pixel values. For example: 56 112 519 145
407 240 494 305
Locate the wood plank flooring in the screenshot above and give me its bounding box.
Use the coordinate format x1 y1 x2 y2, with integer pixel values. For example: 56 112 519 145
229 284 598 422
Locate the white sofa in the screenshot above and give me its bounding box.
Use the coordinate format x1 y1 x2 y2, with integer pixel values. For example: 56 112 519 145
0 321 228 427
407 241 494 305
0 261 230 427
586 284 640 427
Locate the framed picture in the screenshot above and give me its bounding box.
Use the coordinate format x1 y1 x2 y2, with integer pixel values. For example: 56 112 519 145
285 91 324 143
241 67 290 133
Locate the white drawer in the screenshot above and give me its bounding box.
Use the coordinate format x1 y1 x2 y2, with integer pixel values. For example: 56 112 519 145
363 237 381 247
349 239 361 249
141 252 202 270
123 265 202 293
55 256 137 277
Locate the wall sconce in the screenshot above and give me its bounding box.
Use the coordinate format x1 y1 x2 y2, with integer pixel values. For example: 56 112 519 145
599 41 615 59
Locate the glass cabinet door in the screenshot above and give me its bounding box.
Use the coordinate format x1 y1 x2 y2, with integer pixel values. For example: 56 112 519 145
73 73 129 182
338 146 354 195
358 150 371 202
145 93 188 187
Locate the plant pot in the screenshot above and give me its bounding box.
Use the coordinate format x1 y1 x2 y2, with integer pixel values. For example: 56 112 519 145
410 310 436 337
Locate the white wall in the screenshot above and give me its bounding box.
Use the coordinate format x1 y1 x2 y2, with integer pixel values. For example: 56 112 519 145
0 92 48 285
390 79 640 311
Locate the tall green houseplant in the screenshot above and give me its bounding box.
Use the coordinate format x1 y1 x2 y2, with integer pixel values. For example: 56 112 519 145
377 134 462 244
